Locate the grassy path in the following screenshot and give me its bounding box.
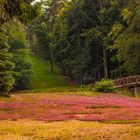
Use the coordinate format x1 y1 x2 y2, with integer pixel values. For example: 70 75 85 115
27 53 75 91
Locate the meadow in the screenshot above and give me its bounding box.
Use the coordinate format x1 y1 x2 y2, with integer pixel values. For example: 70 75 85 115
0 93 140 140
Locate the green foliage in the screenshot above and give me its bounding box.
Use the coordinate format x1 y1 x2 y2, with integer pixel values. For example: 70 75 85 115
8 23 32 90
0 0 42 25
94 79 115 93
0 26 14 95
28 0 140 84
52 0 122 81
109 0 140 75
27 53 73 91
79 84 94 92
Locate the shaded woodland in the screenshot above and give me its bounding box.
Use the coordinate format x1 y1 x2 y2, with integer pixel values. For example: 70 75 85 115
0 0 140 95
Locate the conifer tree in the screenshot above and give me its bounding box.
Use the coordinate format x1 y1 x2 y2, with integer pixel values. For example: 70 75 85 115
0 26 14 95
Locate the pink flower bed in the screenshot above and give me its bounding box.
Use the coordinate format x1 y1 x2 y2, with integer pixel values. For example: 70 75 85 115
0 94 140 121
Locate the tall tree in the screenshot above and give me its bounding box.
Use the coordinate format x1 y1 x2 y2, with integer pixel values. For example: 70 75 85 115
8 22 32 90
109 0 140 75
53 0 122 81
0 26 14 95
0 0 42 25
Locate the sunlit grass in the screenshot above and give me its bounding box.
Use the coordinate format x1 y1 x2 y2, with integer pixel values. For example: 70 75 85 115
0 120 140 140
14 91 100 97
26 53 75 91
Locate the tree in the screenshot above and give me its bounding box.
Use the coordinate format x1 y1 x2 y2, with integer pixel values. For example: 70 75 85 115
109 0 140 75
53 0 122 81
0 0 42 25
8 22 32 90
0 26 14 95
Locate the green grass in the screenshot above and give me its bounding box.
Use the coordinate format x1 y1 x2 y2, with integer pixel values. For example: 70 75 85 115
26 53 75 92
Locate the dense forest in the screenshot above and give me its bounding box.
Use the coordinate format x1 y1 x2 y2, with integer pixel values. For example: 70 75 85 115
28 0 140 83
0 0 140 95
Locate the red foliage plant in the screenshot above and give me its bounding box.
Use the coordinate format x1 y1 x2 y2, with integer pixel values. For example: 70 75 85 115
0 94 140 121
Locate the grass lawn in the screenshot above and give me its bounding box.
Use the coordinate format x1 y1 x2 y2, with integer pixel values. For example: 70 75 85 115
26 53 75 92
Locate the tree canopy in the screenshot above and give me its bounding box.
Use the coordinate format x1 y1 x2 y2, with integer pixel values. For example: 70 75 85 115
28 0 140 83
0 0 41 25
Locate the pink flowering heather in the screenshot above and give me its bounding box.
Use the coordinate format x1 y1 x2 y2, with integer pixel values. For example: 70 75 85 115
0 93 140 121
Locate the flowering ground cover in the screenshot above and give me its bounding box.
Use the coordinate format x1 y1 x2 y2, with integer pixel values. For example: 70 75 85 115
0 92 140 140
0 92 140 122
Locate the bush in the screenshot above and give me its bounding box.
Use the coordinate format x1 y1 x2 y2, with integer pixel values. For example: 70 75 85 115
94 79 115 93
79 84 94 91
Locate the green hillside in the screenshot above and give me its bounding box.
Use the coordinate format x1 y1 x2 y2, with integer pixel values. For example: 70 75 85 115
27 53 74 91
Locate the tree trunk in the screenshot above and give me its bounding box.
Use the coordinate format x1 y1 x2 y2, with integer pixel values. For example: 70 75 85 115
49 48 54 73
103 45 108 79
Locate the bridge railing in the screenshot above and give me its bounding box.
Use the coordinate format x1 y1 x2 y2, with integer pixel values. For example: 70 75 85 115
114 75 140 88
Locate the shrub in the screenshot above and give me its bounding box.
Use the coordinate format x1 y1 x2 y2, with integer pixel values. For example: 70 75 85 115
79 84 94 91
94 79 115 93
